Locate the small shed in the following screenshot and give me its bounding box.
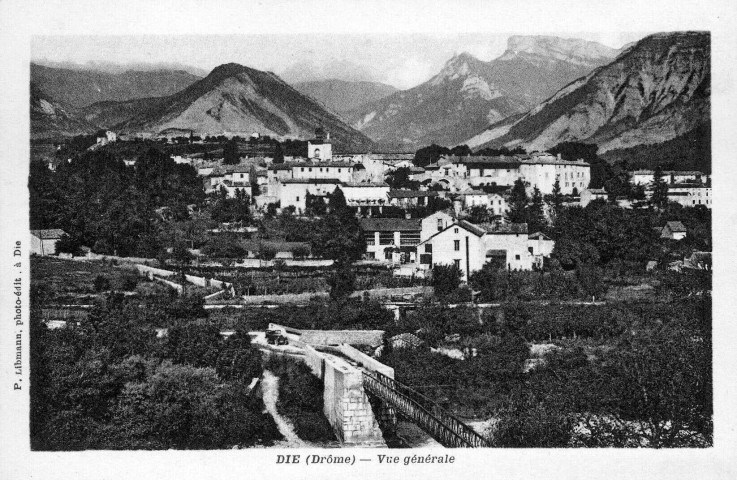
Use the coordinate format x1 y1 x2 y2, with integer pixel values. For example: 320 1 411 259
30 229 67 256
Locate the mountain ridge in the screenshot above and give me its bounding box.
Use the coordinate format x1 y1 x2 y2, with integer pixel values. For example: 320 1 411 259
31 63 202 108
466 31 710 153
80 63 374 151
346 35 620 149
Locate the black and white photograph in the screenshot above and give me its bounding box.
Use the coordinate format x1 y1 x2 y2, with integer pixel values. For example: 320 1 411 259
1 1 736 479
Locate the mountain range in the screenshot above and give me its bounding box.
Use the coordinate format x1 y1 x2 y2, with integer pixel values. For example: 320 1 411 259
30 82 97 139
31 63 202 108
30 32 709 158
465 31 710 153
78 63 374 151
345 36 621 149
293 79 398 114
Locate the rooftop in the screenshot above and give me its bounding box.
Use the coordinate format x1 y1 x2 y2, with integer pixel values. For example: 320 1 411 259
478 222 529 234
342 182 390 187
294 161 358 168
282 178 342 184
665 221 687 232
31 229 67 239
359 217 422 232
389 190 439 198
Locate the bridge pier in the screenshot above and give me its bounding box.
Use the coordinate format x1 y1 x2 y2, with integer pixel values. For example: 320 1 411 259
296 341 386 446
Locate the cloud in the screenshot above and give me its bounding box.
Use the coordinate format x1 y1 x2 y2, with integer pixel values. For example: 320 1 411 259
381 57 436 90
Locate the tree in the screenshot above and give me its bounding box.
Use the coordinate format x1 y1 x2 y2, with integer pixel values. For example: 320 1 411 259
431 263 462 299
327 261 356 301
548 176 564 223
385 167 419 190
413 144 450 168
467 205 492 224
327 186 349 216
170 242 194 268
222 139 239 165
582 323 712 447
56 234 83 256
527 186 547 233
651 165 670 209
547 141 598 162
272 142 284 164
305 192 327 215
469 261 506 302
506 179 528 224
216 330 263 381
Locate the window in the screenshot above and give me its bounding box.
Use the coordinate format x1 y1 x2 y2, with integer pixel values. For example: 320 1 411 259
379 232 394 245
515 254 520 260
400 231 421 246
528 247 534 254
454 240 460 251
425 244 432 253
437 219 443 231
338 169 342 173
301 168 305 172
453 259 461 269
454 228 459 234
309 168 313 172
296 196 300 202
364 232 376 246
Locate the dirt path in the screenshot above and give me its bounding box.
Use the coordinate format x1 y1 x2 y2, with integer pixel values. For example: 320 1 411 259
261 370 317 448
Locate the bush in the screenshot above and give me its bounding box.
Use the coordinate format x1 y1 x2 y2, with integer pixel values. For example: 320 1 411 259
93 275 111 292
489 403 575 447
431 263 462 299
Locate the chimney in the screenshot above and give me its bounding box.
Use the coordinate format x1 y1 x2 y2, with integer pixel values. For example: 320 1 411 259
405 213 412 219
557 153 561 160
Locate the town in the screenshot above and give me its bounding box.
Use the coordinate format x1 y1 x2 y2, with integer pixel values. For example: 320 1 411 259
27 30 712 452
29 125 712 450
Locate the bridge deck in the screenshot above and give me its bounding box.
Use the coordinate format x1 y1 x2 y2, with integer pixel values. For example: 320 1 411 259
362 371 490 448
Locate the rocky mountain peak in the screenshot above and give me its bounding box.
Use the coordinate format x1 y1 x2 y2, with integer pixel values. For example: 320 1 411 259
499 35 618 66
431 52 485 85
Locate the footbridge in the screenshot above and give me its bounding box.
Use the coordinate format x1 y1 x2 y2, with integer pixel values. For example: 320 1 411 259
263 324 489 448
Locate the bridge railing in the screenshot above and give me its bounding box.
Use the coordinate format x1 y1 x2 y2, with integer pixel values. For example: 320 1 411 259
363 371 490 448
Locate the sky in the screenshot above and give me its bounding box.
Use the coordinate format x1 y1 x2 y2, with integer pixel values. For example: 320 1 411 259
31 32 648 90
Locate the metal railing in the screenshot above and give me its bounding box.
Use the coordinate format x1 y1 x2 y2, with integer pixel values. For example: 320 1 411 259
362 371 490 448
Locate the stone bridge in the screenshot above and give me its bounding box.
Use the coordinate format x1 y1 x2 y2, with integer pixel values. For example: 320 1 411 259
265 324 489 448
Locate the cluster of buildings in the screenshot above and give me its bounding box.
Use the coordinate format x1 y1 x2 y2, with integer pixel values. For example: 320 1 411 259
195 129 594 220
578 170 712 209
359 211 554 279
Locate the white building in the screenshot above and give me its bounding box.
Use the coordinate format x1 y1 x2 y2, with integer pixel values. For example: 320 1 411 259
452 153 590 195
488 194 508 216
307 128 333 161
580 188 608 207
341 182 390 209
420 211 455 241
667 184 712 208
417 220 531 281
527 232 555 269
279 179 340 213
631 170 709 186
291 162 359 183
359 217 422 262
31 229 67 256
458 190 490 209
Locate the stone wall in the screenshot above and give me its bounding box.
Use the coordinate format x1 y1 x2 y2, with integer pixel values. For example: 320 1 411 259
321 354 385 445
300 330 385 347
337 344 394 379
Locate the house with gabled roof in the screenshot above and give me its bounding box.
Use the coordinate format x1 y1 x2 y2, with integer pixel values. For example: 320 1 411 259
416 220 531 280
31 229 67 256
359 217 422 262
660 221 687 240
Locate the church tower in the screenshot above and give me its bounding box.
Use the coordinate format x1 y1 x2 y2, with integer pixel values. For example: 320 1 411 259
307 127 332 162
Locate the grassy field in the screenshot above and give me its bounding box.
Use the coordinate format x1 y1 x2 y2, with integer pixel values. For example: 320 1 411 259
31 256 141 304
